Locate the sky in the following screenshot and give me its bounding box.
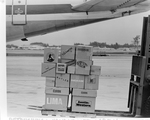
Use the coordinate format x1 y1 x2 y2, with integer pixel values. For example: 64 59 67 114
8 11 150 46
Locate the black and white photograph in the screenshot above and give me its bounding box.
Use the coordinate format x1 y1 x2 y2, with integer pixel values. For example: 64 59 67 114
3 0 150 119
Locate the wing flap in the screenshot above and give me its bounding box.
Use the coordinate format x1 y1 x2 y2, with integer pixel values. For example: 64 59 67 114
72 0 149 12
72 0 104 12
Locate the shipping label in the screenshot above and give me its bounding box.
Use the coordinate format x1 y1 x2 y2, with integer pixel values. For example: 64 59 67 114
56 63 66 73
76 100 91 107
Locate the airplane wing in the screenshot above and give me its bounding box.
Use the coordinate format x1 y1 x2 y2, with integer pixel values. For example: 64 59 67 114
72 0 150 13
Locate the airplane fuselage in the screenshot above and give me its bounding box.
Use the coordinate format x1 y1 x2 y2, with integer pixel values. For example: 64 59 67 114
6 0 150 42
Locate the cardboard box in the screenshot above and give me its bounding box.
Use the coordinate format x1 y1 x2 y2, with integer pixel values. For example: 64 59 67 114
56 73 70 88
45 77 55 87
90 65 101 75
58 58 62 63
41 63 56 77
72 89 97 113
44 87 69 110
61 59 76 74
84 75 99 90
76 46 93 60
44 48 59 63
75 60 92 75
60 45 75 60
70 75 85 89
67 66 76 74
56 63 67 73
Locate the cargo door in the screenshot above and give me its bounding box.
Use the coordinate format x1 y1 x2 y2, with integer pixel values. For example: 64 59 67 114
12 0 27 25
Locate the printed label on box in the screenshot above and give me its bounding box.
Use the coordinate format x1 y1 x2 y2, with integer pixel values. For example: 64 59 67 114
56 74 70 88
41 63 56 77
44 48 59 63
44 92 69 110
76 100 92 107
45 87 69 95
76 46 93 60
61 47 72 56
85 75 99 90
56 63 66 73
76 60 92 75
70 75 85 89
87 77 96 84
71 79 84 82
47 97 63 105
45 53 55 62
73 89 97 97
72 95 96 112
61 45 75 59
77 61 88 68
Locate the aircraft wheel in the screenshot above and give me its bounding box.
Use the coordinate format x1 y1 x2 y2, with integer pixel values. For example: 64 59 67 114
145 96 150 117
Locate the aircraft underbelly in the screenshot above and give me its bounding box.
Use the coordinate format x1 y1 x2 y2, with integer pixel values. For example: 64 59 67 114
23 21 56 38
6 22 25 41
23 18 112 39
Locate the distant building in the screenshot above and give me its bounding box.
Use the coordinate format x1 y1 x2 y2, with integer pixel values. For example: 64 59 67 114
6 44 19 50
19 45 45 50
48 46 61 50
93 47 115 52
117 47 131 51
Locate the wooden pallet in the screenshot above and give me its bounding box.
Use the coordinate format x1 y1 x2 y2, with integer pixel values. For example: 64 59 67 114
28 105 133 118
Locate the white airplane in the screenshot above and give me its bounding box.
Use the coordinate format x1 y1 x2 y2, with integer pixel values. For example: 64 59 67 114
6 0 150 42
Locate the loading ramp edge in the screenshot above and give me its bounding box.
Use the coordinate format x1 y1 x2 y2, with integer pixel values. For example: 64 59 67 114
41 109 134 118
95 110 133 117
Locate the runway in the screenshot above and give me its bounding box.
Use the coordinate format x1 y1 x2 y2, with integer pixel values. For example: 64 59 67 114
7 55 132 117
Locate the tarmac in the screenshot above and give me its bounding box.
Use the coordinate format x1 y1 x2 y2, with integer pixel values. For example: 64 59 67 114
7 55 132 118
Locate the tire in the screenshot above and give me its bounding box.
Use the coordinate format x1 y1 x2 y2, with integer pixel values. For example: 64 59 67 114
145 96 150 117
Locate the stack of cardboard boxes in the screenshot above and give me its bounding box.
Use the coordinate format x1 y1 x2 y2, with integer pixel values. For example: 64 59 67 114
41 45 101 113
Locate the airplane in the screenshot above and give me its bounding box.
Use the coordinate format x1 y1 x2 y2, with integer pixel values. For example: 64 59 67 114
6 0 150 42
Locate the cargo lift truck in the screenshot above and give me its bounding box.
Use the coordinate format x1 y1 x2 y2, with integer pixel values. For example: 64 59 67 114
127 15 150 117
40 15 150 118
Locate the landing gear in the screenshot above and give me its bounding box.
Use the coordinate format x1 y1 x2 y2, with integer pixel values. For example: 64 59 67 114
21 38 28 41
122 11 132 16
110 9 116 13
86 11 88 15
